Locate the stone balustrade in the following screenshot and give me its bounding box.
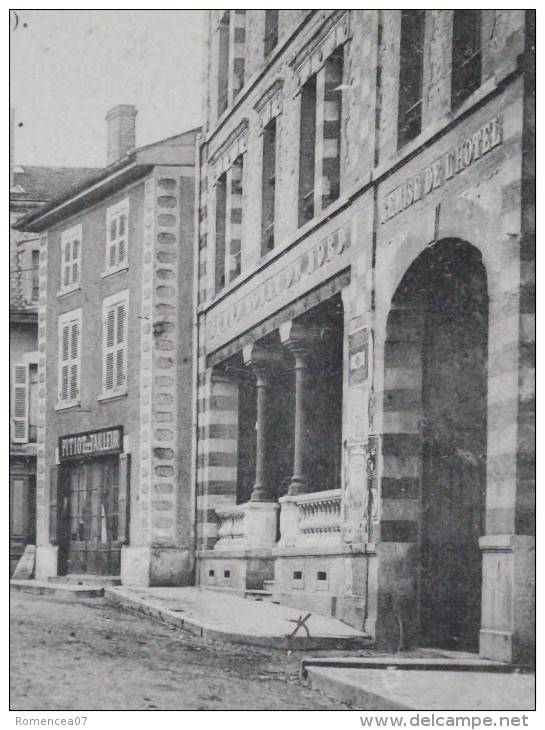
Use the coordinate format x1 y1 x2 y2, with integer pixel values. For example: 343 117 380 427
215 506 246 549
278 489 342 547
214 501 280 550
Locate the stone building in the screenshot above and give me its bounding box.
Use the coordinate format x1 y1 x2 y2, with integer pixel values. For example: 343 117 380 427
10 109 98 575
194 10 534 662
16 106 199 586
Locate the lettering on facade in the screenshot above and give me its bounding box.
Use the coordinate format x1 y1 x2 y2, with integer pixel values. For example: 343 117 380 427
207 225 351 347
59 426 123 462
381 117 503 224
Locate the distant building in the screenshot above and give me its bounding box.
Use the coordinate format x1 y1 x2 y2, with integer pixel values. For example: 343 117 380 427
10 109 98 575
194 10 535 663
16 106 199 586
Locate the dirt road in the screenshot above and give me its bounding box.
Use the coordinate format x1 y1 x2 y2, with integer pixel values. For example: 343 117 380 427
10 590 345 711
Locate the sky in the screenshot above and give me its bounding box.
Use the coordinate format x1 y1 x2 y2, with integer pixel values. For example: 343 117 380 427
10 9 206 168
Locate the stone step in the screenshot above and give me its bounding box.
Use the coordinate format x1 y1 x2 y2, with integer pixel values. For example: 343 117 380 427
10 579 103 599
244 589 273 601
48 574 122 586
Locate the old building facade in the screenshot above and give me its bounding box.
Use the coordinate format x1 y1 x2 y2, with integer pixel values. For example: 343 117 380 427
195 10 534 663
17 108 199 587
9 110 98 575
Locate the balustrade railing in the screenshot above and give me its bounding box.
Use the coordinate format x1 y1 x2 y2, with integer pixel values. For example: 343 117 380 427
215 506 246 549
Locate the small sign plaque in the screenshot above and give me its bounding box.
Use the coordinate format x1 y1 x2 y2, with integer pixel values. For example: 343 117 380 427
59 426 123 462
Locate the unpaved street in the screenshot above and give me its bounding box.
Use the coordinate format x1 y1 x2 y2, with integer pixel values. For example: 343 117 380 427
10 590 345 711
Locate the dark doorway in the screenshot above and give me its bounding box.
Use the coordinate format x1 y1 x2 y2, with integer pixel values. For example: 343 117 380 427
393 241 488 651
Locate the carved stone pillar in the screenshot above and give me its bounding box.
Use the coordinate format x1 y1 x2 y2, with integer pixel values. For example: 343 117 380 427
280 321 321 496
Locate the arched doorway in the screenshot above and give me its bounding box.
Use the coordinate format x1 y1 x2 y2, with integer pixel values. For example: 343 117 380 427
384 239 488 651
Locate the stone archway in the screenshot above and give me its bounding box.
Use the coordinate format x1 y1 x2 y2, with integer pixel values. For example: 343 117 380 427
381 239 488 651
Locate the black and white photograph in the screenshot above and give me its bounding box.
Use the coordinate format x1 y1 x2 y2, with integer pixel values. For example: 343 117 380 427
9 6 536 720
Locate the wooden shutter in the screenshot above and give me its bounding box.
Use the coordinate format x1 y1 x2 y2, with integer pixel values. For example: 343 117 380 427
104 299 127 393
11 364 29 443
118 454 130 543
49 466 59 544
117 211 127 265
62 239 71 288
108 215 118 268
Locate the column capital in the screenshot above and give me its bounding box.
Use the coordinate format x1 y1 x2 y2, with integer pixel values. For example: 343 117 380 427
242 343 284 374
279 321 321 355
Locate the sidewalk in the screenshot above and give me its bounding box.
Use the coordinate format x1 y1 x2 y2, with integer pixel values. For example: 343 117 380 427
104 585 369 650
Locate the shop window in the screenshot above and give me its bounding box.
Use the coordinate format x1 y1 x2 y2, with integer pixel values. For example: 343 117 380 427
451 10 482 108
60 224 82 294
11 364 29 442
105 199 129 274
264 10 279 57
261 117 277 256
217 12 230 116
57 308 82 408
101 291 129 398
397 10 425 148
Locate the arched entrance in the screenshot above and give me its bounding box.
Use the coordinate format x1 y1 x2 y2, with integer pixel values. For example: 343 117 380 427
384 239 488 651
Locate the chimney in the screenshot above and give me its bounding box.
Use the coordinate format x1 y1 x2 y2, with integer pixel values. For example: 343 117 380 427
106 105 137 165
10 107 15 189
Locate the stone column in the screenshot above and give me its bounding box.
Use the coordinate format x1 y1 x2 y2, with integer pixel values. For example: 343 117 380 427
280 321 321 496
242 343 279 502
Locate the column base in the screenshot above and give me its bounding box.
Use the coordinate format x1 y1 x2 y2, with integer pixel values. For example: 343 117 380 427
121 546 193 587
243 501 279 548
35 545 58 580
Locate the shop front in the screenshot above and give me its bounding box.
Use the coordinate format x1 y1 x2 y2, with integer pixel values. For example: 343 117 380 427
52 426 130 577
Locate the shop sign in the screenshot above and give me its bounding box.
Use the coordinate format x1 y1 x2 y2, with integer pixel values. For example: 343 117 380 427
348 328 368 385
59 426 123 462
207 224 351 348
380 116 503 224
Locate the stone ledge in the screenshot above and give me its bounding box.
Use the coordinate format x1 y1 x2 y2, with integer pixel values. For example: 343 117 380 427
10 580 103 599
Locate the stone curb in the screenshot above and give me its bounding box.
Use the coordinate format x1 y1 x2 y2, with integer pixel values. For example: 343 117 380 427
305 666 409 710
10 580 104 600
104 587 367 650
300 656 520 677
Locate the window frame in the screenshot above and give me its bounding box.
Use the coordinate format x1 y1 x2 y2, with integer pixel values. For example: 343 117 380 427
57 308 82 410
99 290 129 400
104 199 129 276
59 224 82 296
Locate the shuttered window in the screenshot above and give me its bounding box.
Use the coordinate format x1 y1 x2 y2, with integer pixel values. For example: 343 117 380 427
11 364 29 443
102 291 129 397
58 309 82 407
106 200 129 272
60 224 82 293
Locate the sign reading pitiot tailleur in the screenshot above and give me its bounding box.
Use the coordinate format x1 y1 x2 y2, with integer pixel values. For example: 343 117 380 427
381 116 503 224
206 224 351 348
59 426 123 462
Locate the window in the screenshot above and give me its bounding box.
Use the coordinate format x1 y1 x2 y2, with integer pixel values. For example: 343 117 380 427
261 117 277 255
232 11 246 102
31 250 39 301
451 10 482 108
101 291 129 398
215 173 227 293
298 75 317 226
264 10 279 57
321 49 343 209
218 12 230 116
58 309 82 408
398 10 425 148
214 154 245 293
60 224 82 293
105 199 129 274
11 364 29 443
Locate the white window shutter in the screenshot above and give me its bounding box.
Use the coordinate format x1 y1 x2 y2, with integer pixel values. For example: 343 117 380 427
102 293 128 395
58 309 81 405
11 364 29 443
